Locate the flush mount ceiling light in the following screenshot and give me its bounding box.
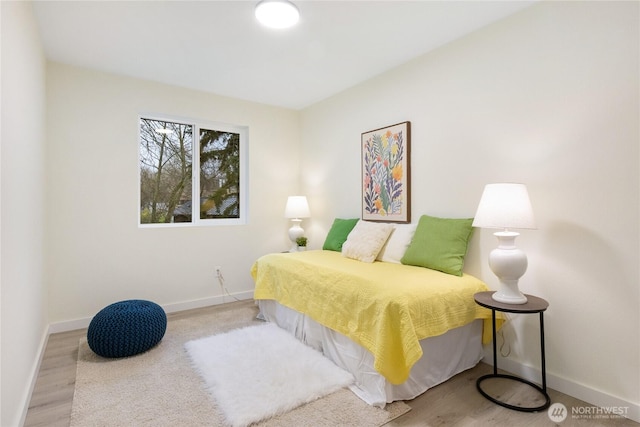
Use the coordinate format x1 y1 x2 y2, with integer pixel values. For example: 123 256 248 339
255 0 300 29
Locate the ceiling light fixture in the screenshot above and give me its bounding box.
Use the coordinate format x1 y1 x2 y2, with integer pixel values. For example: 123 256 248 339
255 0 300 29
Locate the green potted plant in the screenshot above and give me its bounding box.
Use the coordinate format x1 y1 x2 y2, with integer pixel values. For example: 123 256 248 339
296 236 308 251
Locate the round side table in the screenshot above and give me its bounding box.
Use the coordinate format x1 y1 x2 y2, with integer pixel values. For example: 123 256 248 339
474 291 551 412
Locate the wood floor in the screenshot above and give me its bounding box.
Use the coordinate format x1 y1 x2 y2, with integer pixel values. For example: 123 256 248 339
25 300 636 427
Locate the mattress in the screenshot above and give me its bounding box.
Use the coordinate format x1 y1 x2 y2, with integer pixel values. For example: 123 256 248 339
257 299 484 407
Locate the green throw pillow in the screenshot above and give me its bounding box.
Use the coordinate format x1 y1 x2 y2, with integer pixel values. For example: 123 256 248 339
322 218 359 252
401 214 474 276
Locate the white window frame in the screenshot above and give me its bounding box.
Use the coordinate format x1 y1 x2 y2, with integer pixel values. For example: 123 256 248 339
138 113 248 228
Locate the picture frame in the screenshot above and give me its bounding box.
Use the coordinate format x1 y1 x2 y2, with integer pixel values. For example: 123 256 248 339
361 121 411 223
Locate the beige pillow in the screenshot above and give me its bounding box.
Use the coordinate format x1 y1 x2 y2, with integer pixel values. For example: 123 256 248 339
376 223 417 264
341 220 394 262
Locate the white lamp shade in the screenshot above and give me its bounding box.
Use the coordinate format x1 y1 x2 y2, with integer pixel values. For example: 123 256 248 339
255 0 300 29
284 196 310 219
472 183 536 230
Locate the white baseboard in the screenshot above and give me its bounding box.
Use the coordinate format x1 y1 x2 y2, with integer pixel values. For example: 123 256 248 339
482 354 640 423
19 327 50 427
48 291 254 334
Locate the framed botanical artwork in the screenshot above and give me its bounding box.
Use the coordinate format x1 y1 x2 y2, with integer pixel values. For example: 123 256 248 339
361 121 411 223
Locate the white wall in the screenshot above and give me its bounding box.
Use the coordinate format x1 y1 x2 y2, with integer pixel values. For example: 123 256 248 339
45 63 301 323
301 0 639 419
0 2 48 426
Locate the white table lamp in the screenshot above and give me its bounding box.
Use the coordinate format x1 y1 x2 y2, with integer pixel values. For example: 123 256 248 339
473 183 536 304
284 196 310 252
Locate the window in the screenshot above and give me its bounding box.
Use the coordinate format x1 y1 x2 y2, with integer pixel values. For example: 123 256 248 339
139 116 247 226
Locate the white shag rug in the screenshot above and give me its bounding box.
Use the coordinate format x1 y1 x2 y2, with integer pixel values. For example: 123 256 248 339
185 322 355 427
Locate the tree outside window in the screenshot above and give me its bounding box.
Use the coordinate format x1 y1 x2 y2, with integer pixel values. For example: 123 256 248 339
199 129 240 220
139 117 245 226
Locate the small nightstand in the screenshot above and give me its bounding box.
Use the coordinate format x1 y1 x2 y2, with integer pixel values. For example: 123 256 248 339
474 291 551 412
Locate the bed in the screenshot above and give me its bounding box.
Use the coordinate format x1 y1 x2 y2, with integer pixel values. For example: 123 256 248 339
251 216 497 407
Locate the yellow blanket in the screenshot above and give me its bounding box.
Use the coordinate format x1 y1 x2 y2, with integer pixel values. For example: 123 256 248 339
251 250 498 384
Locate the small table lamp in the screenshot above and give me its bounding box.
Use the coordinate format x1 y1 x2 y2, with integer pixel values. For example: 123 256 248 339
473 183 536 304
284 196 310 252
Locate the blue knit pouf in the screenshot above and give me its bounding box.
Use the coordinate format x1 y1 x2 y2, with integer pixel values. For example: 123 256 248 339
87 299 167 358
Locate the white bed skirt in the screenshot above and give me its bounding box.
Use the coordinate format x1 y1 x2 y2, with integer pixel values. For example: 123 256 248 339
257 300 483 407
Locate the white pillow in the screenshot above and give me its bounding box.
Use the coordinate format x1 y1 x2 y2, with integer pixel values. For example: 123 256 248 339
341 220 394 263
376 223 417 264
